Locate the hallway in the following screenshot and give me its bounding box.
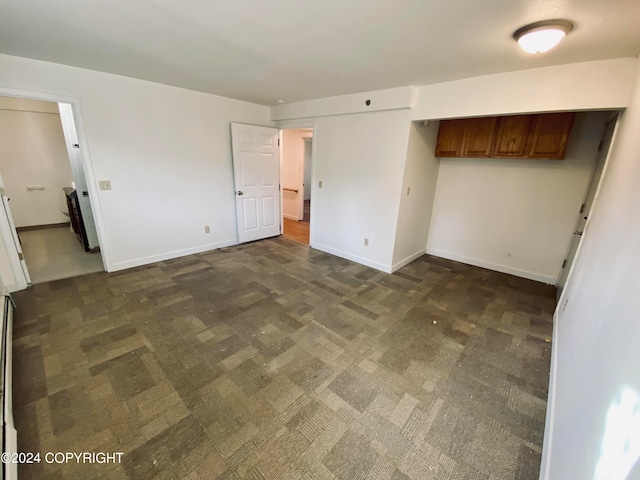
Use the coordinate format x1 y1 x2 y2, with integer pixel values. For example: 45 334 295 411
283 199 310 244
18 225 103 283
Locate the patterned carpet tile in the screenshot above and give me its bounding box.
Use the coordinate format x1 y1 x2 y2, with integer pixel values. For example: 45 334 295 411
12 238 555 479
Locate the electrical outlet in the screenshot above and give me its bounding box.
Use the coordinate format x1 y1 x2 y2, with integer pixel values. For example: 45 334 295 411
364 238 369 246
204 226 210 234
407 186 411 196
319 180 323 189
505 251 513 259
98 180 112 191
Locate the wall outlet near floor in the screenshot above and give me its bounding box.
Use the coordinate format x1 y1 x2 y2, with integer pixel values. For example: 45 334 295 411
505 251 513 259
407 186 411 196
204 226 210 234
364 238 369 246
318 180 323 189
98 180 112 191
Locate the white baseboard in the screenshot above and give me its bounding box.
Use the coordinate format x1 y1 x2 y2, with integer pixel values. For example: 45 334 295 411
391 248 426 272
426 248 556 284
539 310 560 480
283 214 298 220
311 243 392 273
109 239 238 272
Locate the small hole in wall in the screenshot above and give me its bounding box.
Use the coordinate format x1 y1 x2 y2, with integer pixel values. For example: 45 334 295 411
365 99 371 106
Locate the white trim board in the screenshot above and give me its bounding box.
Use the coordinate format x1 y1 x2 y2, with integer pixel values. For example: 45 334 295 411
311 243 392 273
110 239 238 272
539 309 561 480
426 248 556 284
391 249 426 273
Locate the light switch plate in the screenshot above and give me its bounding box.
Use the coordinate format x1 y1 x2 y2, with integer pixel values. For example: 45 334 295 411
98 180 112 191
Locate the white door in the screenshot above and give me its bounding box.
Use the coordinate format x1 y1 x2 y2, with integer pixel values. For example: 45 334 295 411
557 115 617 291
0 191 31 291
231 123 281 243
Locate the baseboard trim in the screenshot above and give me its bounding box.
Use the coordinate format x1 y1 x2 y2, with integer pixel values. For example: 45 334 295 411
109 239 238 272
391 248 426 273
311 243 392 273
16 222 70 232
283 214 298 221
539 310 561 480
425 248 556 284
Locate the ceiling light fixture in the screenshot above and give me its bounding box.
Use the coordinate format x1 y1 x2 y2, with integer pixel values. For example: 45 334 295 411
513 19 574 54
276 99 286 104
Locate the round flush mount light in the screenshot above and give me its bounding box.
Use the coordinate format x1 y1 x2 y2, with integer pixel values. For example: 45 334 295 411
276 99 286 104
513 19 574 54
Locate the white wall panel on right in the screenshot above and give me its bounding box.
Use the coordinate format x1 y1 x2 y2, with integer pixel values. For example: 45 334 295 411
427 111 609 284
541 58 640 480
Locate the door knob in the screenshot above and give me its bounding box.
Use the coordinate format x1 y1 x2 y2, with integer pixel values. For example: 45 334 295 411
237 191 244 196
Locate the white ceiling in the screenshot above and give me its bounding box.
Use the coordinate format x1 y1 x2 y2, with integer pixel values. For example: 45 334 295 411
1 0 638 105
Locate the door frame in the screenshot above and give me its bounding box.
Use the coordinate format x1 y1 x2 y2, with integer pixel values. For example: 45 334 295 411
302 136 313 218
0 87 110 277
275 120 317 246
556 111 622 310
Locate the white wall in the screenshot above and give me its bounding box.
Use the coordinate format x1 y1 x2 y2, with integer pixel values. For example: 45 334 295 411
271 86 414 121
281 129 308 220
271 59 636 123
303 139 313 201
312 109 411 271
426 112 608 284
391 121 440 270
0 54 270 272
410 58 637 120
0 97 74 227
541 60 640 480
272 58 636 275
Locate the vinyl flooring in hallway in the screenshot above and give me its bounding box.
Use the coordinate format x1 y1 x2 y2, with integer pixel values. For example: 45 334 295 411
12 237 555 480
18 225 104 284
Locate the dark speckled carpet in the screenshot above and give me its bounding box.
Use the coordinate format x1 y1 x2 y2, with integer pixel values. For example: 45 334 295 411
12 237 555 479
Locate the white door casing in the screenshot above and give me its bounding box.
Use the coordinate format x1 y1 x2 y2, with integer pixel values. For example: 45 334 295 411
231 123 281 243
557 114 618 291
0 192 30 291
58 103 100 250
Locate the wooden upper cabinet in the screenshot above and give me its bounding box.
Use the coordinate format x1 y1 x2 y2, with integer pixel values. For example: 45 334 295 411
434 112 575 160
490 115 532 158
526 112 575 159
461 117 497 157
435 119 465 157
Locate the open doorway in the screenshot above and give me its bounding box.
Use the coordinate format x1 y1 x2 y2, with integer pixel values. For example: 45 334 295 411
280 128 313 244
556 111 619 296
0 95 104 284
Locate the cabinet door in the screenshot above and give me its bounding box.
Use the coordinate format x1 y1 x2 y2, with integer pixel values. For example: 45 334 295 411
526 112 575 159
461 117 497 157
491 115 532 158
435 119 465 157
